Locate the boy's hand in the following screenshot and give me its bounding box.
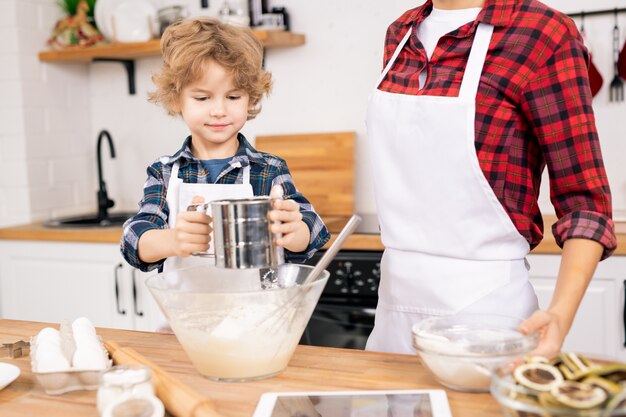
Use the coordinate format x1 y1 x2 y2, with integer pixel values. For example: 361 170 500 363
269 185 310 253
172 196 212 257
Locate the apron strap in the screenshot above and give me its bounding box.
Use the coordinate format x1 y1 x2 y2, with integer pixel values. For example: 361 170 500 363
166 161 181 229
374 23 494 99
375 27 414 88
242 164 251 184
458 23 494 100
170 161 180 182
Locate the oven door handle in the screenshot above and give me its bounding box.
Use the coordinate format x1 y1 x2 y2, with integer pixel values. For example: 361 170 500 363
311 311 375 329
314 303 376 316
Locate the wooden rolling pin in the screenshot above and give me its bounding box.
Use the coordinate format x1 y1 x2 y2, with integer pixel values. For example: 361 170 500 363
104 340 223 417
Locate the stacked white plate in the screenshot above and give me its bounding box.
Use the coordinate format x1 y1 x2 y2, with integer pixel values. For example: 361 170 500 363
95 0 157 42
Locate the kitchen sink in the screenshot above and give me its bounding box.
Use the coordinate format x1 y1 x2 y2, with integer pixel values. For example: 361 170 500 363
44 212 136 228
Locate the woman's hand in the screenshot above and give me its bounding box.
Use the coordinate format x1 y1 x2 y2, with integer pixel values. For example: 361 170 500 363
519 309 567 359
269 185 310 253
519 239 604 360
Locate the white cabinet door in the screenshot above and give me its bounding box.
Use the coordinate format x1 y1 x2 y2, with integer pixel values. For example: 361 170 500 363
0 241 163 331
527 254 625 360
127 267 163 332
0 241 133 329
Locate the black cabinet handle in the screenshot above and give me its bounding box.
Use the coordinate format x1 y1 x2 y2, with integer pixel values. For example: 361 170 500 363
623 280 626 347
132 269 144 317
114 263 126 315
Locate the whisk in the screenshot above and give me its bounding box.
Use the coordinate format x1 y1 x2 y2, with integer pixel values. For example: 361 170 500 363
264 214 363 332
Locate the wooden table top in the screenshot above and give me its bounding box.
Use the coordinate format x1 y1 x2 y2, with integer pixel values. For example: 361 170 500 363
0 319 504 417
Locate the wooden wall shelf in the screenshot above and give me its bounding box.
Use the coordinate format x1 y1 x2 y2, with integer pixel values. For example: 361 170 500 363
37 30 305 94
38 30 305 62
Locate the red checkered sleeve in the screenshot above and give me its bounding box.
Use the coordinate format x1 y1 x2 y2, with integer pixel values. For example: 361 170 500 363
520 36 616 258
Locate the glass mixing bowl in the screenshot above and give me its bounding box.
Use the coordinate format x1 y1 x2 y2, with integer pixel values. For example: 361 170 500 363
146 263 329 381
412 314 539 392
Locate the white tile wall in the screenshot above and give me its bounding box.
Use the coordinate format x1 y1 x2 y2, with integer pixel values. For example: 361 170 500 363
0 1 17 28
25 159 49 188
0 134 26 160
0 55 20 81
0 27 19 55
29 183 74 214
0 108 24 136
4 188 30 224
49 156 88 184
0 0 94 227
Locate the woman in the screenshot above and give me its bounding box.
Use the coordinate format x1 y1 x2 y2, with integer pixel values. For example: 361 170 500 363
365 0 616 357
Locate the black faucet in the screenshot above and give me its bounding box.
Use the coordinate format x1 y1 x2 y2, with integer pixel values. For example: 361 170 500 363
97 130 116 221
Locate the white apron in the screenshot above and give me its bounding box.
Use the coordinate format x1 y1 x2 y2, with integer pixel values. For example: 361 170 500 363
364 23 539 354
163 160 254 272
156 160 255 330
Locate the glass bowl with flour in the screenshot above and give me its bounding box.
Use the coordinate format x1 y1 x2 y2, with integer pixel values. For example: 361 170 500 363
146 263 329 381
412 314 539 392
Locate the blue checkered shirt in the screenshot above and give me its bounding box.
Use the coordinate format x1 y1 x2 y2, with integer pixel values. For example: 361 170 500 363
120 134 330 272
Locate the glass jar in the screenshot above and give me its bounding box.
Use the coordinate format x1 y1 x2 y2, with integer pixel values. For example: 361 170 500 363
97 365 155 415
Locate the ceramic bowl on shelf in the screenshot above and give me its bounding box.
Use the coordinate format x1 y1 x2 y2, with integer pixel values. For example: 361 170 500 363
411 314 539 392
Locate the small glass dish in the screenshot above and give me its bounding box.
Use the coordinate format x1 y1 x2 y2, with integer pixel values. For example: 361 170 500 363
97 365 156 415
412 314 539 392
490 362 626 417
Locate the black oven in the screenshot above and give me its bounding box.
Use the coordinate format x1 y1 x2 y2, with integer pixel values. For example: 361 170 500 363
301 249 382 350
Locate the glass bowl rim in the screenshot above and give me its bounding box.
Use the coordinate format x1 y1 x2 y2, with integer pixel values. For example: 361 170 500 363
412 313 539 357
145 264 330 295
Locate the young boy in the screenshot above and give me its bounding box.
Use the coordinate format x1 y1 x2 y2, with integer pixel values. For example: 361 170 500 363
121 17 330 273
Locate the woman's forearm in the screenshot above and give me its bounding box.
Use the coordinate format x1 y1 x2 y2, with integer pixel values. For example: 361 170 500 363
548 238 604 333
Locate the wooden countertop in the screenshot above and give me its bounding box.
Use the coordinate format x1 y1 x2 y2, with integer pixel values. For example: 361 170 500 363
0 319 502 417
0 215 624 255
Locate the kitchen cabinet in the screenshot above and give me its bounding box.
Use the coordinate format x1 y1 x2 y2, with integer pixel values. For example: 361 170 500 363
527 254 626 361
0 241 161 332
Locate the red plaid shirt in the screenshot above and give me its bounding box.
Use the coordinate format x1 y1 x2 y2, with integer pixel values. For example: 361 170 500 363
379 0 616 258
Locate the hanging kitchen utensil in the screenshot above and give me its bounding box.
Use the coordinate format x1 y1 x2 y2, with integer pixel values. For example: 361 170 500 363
580 12 603 97
619 35 626 80
610 9 624 102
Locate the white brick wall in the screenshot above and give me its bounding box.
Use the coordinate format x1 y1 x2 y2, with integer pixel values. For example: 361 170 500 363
0 0 27 228
0 0 94 227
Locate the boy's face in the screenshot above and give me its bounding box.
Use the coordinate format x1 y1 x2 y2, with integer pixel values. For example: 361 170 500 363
178 60 252 159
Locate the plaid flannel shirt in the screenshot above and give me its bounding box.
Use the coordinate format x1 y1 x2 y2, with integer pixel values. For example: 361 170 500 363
121 134 330 272
380 0 616 258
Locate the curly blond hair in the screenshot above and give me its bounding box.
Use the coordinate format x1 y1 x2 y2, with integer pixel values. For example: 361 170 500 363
149 17 272 119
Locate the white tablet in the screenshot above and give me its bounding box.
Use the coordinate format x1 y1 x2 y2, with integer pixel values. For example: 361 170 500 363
252 389 452 417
